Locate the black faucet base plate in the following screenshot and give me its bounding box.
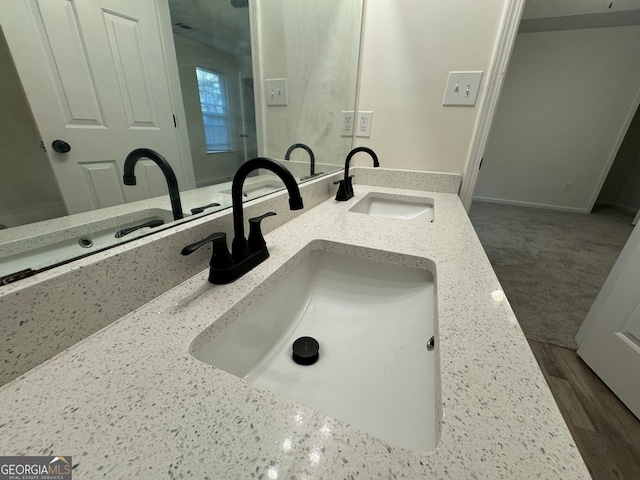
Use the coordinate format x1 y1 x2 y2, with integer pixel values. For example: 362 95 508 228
208 248 270 284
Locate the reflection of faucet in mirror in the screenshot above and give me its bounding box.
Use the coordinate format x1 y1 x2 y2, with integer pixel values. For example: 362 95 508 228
335 147 380 201
115 219 165 239
181 157 304 284
123 148 184 221
284 143 323 181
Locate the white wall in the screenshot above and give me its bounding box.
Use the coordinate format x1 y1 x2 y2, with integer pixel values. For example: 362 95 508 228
474 25 640 211
0 29 66 228
354 0 510 173
617 149 640 212
598 104 640 213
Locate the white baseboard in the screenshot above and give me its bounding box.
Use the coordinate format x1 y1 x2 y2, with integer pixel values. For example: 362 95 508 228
472 196 589 213
612 202 640 215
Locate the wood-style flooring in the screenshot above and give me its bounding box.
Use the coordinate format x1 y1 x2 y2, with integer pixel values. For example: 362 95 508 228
528 340 640 480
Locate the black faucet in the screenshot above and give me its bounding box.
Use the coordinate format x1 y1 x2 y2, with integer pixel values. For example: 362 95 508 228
181 157 304 284
335 147 379 201
284 143 322 180
123 148 184 221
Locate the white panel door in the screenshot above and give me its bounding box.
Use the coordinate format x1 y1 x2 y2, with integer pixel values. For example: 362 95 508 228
0 0 194 214
577 222 640 419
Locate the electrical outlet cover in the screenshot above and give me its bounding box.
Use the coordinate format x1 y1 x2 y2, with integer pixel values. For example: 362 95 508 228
341 111 354 137
356 111 373 138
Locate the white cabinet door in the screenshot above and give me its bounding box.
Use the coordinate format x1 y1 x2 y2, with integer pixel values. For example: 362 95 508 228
0 0 194 214
577 222 640 419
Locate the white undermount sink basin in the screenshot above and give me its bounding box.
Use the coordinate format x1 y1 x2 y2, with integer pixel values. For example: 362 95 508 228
349 192 434 221
191 241 439 452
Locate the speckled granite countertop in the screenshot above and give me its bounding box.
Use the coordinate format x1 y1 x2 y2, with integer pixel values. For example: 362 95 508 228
0 184 591 479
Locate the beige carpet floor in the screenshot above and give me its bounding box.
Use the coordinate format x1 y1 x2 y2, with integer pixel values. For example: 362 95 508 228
468 201 635 350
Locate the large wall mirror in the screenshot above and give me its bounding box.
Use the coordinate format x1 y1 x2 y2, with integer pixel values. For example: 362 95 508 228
0 0 363 284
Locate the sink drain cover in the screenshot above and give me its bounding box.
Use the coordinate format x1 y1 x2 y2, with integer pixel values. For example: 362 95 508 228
292 336 319 365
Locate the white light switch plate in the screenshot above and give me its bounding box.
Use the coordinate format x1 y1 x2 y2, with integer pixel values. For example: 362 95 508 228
265 78 288 106
442 71 483 106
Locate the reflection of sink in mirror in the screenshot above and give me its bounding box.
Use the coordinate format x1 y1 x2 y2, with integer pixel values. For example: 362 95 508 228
0 209 175 278
220 178 286 200
349 193 434 221
191 243 439 452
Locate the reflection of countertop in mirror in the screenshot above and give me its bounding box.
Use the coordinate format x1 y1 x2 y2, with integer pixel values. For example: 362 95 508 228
0 170 334 277
0 173 267 255
0 171 590 478
0 165 338 257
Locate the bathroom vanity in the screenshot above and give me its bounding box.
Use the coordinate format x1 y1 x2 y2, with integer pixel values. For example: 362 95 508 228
0 169 591 478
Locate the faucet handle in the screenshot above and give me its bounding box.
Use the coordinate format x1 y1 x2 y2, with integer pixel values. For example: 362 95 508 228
181 232 233 270
248 212 276 253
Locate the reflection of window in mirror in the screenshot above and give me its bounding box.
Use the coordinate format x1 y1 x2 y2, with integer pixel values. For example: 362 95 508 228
196 67 231 153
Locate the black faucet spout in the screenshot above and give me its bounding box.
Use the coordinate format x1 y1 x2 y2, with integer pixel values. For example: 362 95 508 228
231 157 303 262
285 143 316 177
343 146 379 181
123 148 184 220
335 147 379 201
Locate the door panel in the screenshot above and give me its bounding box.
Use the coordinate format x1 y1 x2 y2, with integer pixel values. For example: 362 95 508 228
135 160 171 199
577 222 640 419
0 0 193 215
35 0 105 126
80 161 125 208
103 10 159 128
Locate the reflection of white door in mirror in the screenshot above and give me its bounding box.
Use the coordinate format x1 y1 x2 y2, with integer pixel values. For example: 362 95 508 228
0 0 195 215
